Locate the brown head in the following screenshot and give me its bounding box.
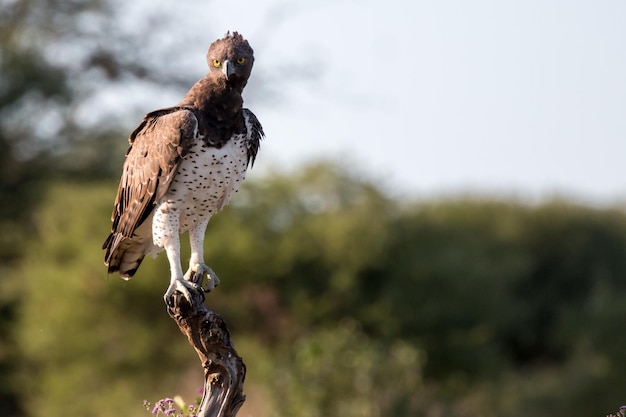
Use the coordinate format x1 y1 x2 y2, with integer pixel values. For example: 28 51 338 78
206 31 255 91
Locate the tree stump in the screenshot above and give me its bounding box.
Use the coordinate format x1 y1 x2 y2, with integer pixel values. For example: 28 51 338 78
166 278 246 417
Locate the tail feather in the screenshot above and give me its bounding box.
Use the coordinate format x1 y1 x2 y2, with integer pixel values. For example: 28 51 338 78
103 232 147 279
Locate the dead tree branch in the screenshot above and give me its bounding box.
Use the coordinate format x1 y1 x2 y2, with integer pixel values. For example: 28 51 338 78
166 281 246 417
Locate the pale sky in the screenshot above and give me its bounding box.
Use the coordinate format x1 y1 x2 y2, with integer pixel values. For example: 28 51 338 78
102 0 626 203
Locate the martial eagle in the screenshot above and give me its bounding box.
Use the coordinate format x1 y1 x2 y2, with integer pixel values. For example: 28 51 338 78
103 32 264 303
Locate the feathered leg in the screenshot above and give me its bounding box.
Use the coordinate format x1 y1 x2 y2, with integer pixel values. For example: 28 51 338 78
155 205 202 303
185 218 220 292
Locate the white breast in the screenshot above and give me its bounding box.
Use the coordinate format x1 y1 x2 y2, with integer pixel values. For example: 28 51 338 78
162 134 249 233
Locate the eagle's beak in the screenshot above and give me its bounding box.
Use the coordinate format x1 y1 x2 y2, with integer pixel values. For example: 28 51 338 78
222 60 234 79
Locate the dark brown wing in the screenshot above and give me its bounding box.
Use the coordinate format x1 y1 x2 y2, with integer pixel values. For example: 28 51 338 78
242 108 264 168
103 107 198 265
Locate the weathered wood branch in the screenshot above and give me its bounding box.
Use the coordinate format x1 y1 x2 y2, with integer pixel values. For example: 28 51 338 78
166 281 246 417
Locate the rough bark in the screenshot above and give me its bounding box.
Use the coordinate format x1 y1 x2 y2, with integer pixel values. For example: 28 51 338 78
166 281 246 417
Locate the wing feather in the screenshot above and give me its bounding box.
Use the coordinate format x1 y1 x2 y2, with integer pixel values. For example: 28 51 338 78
242 108 264 168
103 108 198 264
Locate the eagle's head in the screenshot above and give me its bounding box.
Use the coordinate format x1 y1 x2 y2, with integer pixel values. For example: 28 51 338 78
207 31 254 90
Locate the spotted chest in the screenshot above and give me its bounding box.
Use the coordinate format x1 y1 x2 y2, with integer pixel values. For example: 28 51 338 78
159 133 249 234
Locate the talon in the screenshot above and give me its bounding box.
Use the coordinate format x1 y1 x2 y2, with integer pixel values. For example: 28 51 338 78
163 277 202 305
204 265 221 292
185 263 221 293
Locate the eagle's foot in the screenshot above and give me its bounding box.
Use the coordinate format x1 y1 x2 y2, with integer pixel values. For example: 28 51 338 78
163 277 203 306
184 263 221 293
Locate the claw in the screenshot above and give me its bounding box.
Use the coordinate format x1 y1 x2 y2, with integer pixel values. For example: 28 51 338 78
184 263 221 293
163 277 203 305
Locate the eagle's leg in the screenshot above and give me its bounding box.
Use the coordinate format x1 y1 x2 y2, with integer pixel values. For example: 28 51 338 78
162 233 203 304
185 218 221 292
156 207 203 304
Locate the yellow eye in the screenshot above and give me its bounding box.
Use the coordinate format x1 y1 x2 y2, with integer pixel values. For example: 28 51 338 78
236 57 246 65
213 59 221 67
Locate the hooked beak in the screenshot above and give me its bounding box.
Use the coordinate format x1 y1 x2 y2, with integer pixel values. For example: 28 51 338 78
222 60 234 79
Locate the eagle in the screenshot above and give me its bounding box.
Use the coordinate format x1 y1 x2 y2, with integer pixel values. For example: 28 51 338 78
103 32 264 303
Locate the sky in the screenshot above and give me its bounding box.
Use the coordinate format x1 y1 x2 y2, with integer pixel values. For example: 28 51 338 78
105 0 626 204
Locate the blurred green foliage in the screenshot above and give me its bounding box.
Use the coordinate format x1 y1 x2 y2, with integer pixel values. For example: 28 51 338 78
1 1 626 417
2 173 626 417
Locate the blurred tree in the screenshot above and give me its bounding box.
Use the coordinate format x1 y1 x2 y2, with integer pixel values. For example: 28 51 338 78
8 168 626 417
1 2 74 414
262 321 424 417
371 201 530 379
10 182 196 417
0 6 70 262
505 204 626 365
371 201 626 381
